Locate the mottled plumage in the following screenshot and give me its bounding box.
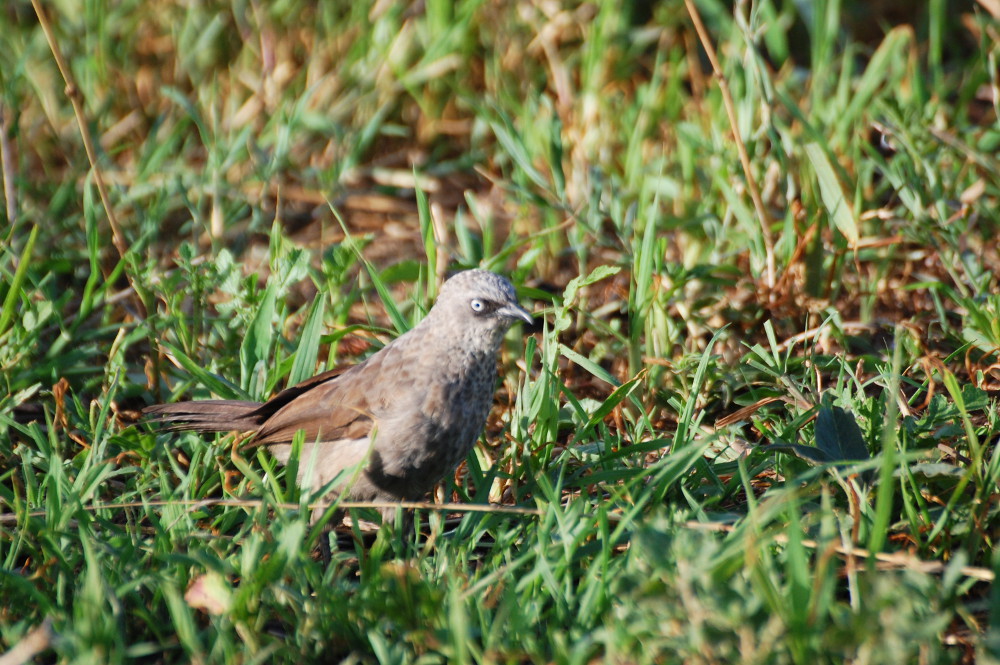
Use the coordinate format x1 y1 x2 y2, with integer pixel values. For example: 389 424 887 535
144 269 532 521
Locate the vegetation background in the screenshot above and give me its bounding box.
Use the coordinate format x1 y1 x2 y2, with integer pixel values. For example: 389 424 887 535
2 0 1000 662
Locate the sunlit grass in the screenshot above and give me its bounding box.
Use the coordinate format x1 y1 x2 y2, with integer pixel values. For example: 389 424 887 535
2 0 999 662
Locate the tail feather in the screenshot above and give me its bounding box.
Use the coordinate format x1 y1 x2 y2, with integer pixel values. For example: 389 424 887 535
143 400 265 434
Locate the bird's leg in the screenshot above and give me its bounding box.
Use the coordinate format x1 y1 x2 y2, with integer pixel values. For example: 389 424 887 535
308 501 345 566
379 505 419 550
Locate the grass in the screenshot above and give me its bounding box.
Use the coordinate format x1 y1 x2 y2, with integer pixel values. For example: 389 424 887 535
2 0 1000 662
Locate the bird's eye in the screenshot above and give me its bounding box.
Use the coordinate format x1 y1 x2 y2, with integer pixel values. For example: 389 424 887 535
470 299 485 312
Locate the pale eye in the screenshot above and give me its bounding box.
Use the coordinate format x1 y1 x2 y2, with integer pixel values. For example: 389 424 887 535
470 299 485 312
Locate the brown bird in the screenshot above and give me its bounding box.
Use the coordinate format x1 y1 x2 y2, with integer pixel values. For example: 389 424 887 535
144 269 532 524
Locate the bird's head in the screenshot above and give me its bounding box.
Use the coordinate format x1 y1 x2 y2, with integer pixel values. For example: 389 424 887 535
427 269 533 349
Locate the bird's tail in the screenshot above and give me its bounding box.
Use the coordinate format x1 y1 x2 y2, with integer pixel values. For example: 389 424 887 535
143 400 266 434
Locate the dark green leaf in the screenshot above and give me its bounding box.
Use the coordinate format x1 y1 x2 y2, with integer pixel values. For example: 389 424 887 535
769 443 833 465
815 405 871 462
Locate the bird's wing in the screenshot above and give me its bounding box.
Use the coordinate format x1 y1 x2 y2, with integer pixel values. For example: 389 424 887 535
253 366 351 415
248 343 413 447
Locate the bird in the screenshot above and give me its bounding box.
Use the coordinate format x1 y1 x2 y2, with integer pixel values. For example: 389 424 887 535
143 269 533 526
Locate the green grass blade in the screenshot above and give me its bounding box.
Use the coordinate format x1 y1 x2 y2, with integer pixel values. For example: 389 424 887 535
288 295 326 387
804 141 859 244
0 225 38 338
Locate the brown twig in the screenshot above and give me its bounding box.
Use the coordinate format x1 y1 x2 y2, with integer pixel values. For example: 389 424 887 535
0 102 17 230
683 0 775 292
680 520 994 583
0 498 542 525
29 0 145 318
0 617 53 665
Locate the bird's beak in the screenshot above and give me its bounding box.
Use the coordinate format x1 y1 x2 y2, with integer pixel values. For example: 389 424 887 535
499 303 534 326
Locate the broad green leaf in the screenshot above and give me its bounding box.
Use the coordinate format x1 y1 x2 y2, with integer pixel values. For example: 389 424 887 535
555 265 621 334
805 142 859 243
815 405 870 462
240 279 279 396
160 341 247 400
415 173 436 297
583 373 644 430
0 225 38 337
560 343 618 388
490 116 550 192
768 443 832 465
288 295 326 387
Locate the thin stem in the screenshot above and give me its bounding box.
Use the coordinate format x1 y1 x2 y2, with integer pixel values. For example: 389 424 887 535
684 0 776 292
30 0 146 318
0 103 17 230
